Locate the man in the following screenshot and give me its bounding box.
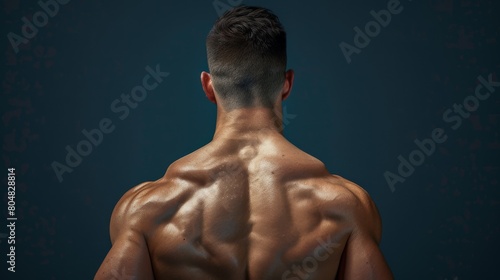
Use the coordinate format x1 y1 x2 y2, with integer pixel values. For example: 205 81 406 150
95 6 393 280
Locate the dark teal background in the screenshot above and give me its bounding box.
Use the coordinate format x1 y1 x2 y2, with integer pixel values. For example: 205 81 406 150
1 0 499 279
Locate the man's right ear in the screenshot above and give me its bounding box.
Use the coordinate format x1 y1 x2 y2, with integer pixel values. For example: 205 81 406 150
281 69 295 101
201 71 217 104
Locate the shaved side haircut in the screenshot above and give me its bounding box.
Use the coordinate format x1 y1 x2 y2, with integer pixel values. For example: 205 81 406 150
206 6 287 110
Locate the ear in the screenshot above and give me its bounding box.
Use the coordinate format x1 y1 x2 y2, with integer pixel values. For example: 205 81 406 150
201 71 217 104
281 69 295 101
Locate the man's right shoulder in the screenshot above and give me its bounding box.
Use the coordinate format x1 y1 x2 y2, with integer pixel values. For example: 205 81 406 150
319 175 383 242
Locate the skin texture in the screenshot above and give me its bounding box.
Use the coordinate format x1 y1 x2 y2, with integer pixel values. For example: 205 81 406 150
94 70 394 280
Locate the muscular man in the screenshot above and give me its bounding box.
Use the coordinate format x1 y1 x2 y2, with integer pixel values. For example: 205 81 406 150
95 6 393 280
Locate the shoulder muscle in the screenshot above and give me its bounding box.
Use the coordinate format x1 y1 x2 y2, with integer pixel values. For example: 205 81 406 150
109 181 152 243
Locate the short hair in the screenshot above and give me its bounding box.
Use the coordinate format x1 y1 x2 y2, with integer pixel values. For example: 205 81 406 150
206 6 287 110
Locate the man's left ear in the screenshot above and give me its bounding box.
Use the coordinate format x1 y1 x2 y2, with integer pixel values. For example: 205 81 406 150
201 71 217 104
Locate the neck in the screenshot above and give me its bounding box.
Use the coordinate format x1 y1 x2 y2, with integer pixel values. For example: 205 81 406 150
212 105 285 141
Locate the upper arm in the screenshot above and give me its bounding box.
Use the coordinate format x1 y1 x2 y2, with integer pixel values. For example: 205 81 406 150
336 181 393 280
95 183 155 280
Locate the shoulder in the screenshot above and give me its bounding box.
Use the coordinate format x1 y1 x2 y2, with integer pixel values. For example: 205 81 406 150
109 181 154 242
109 176 194 242
319 175 382 242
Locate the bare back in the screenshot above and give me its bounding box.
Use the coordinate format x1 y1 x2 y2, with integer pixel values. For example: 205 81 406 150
95 133 393 280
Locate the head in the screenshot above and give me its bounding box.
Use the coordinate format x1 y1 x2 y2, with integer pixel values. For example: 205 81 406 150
202 6 294 111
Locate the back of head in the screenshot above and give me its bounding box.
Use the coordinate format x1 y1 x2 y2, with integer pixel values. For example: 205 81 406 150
206 6 287 110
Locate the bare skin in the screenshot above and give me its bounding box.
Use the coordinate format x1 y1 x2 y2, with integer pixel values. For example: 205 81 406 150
95 70 394 280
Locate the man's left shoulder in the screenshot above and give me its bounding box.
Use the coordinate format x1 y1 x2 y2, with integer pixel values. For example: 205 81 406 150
109 180 177 240
109 182 153 239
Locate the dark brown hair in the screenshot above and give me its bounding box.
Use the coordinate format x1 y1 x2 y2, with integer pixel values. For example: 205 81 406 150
206 6 287 109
